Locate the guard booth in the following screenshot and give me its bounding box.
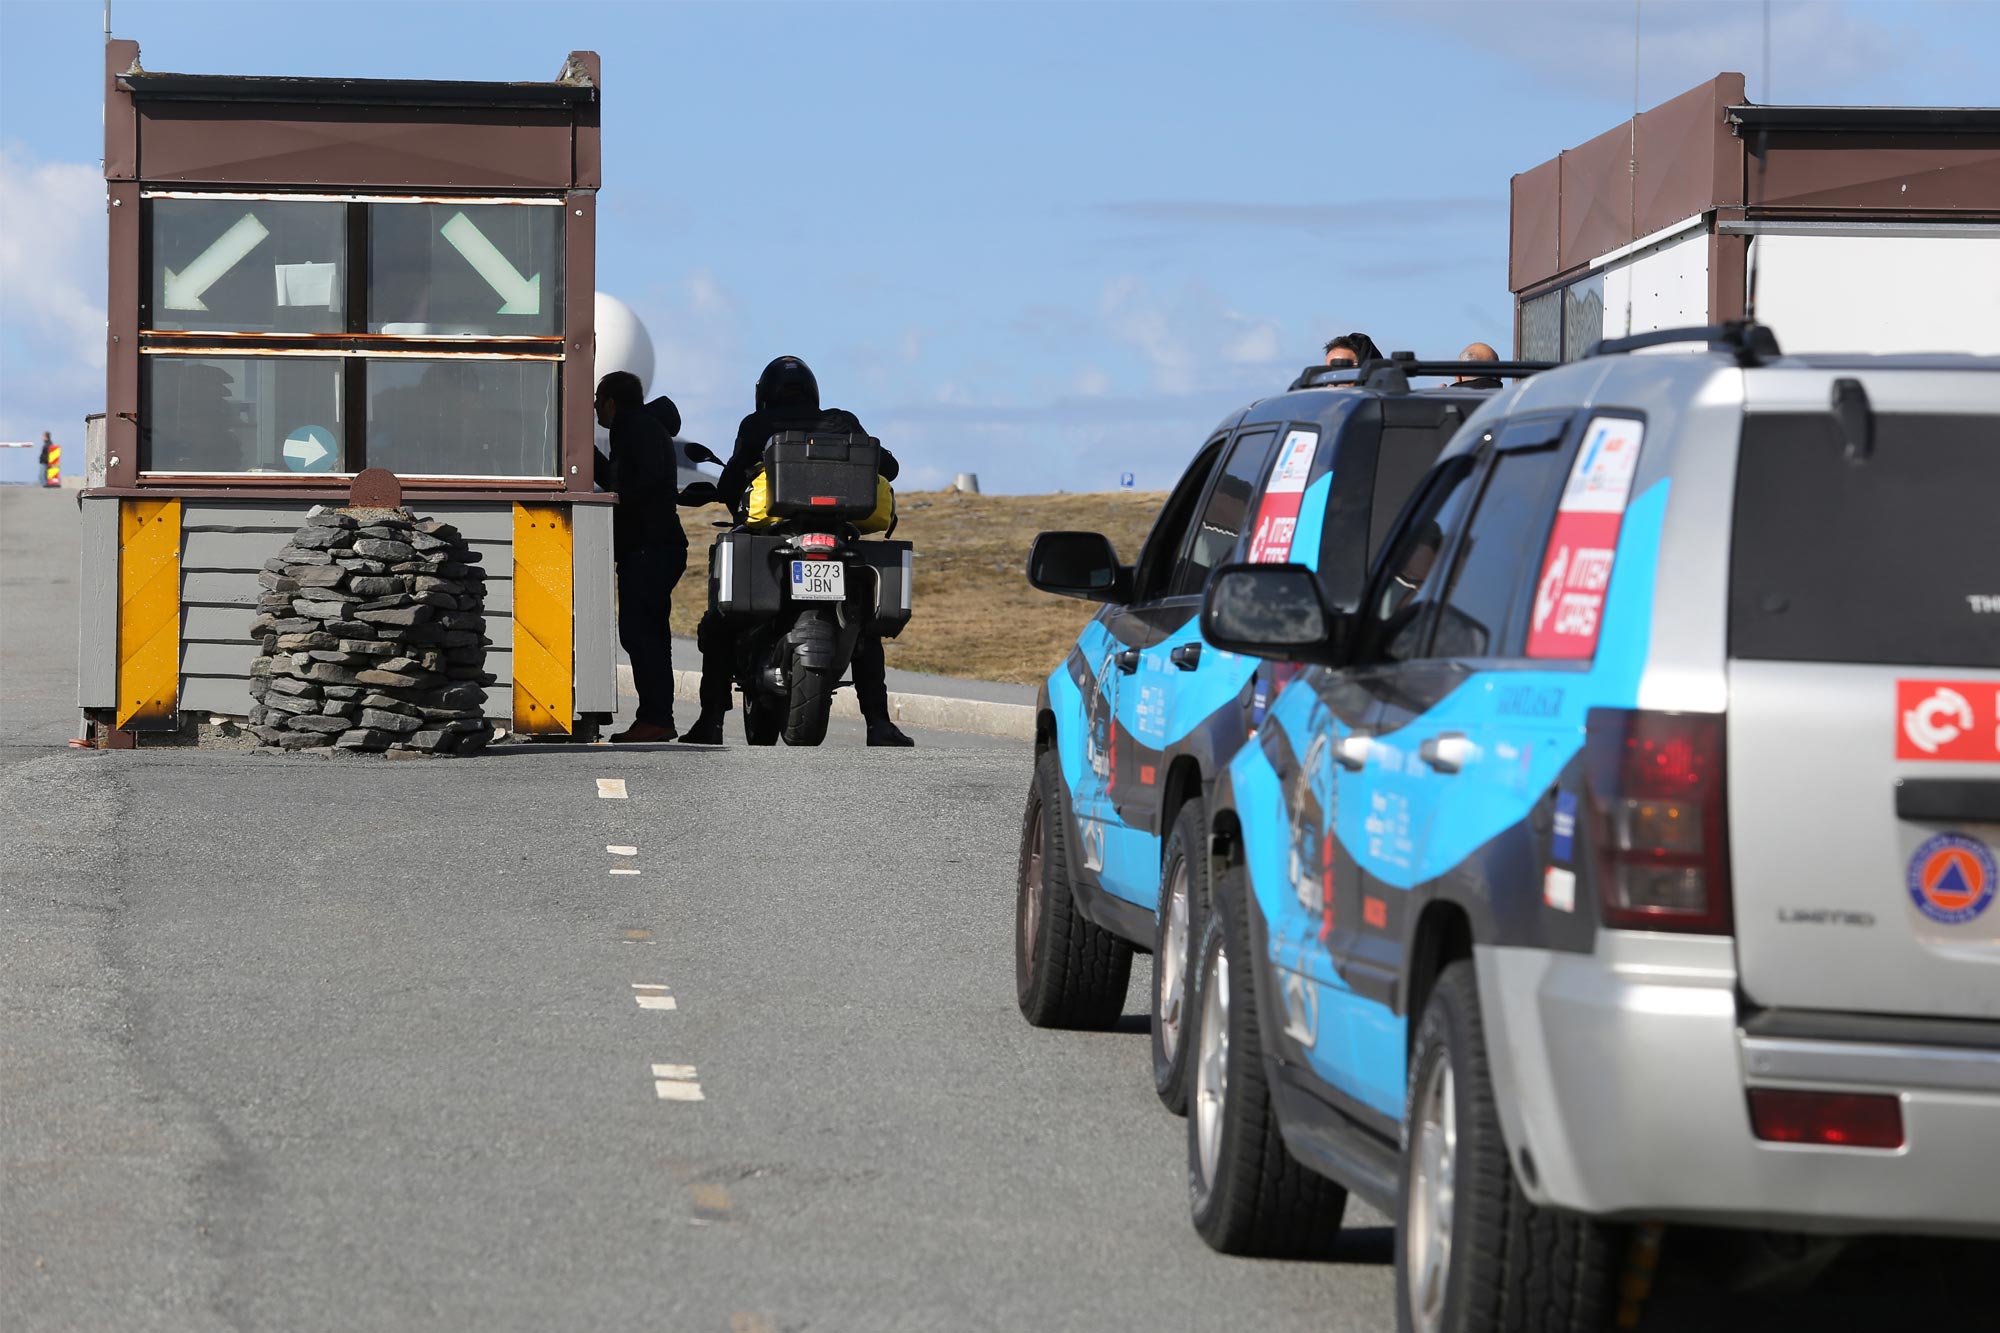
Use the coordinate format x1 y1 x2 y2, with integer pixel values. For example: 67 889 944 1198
1508 72 2000 360
79 39 616 744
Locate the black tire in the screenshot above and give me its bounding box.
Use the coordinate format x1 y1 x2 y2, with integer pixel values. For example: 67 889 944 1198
1396 962 1622 1333
782 657 833 746
1187 868 1347 1257
1151 797 1210 1115
742 691 780 746
1015 748 1133 1029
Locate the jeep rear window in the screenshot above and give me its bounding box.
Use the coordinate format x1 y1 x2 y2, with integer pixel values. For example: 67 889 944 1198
1729 412 2000 668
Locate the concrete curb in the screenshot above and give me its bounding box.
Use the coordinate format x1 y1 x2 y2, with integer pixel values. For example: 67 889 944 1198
614 664 1036 741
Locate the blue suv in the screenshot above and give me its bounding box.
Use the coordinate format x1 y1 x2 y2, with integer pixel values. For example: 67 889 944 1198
1016 356 1542 1113
1188 328 2000 1332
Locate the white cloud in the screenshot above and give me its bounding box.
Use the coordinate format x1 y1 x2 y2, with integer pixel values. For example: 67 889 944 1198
1071 365 1111 396
1220 317 1281 366
0 144 105 442
1100 275 1295 390
1387 0 1921 106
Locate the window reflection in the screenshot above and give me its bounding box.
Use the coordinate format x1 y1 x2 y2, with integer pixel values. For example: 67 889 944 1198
367 359 557 477
369 203 563 337
145 357 344 473
149 200 345 334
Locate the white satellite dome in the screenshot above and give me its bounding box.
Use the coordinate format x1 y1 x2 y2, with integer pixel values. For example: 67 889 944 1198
594 292 654 395
589 291 711 487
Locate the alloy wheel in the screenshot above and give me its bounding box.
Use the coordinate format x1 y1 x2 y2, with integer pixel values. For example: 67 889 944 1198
1406 1057 1458 1333
1157 858 1190 1063
1018 797 1044 979
1193 942 1230 1187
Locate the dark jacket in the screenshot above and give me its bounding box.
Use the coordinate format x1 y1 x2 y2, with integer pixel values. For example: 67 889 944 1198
719 406 899 504
594 402 687 559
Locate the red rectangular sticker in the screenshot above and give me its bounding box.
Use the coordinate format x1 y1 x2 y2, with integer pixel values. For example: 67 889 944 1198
1527 417 1644 660
1247 428 1318 564
1897 680 2000 762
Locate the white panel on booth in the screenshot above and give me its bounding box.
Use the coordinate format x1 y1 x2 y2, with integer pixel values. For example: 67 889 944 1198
1751 233 2000 355
1597 230 1710 342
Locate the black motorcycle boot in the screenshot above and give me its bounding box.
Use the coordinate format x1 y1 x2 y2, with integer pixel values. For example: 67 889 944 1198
679 711 726 745
866 717 915 747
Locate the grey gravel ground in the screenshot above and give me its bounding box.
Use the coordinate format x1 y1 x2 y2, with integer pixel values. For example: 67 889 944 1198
3 489 1985 1333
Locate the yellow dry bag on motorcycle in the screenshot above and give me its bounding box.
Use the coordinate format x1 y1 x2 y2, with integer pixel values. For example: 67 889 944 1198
745 469 895 534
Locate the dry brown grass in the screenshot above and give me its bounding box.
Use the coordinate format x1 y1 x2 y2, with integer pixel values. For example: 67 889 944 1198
668 489 1166 684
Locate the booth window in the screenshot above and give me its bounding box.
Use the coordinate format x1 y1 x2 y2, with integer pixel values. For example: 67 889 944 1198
149 199 346 334
145 357 345 473
367 359 557 478
369 203 563 338
1517 274 1608 363
140 195 566 477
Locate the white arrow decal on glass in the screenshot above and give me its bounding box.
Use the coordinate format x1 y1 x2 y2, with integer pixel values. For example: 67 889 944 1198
163 213 270 311
283 425 336 472
439 211 541 316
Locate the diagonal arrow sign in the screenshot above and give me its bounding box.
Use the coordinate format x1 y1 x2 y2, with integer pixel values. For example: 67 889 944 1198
439 211 541 316
163 212 270 311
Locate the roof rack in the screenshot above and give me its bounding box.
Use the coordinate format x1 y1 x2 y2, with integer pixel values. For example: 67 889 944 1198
1289 352 1554 393
1584 321 1781 367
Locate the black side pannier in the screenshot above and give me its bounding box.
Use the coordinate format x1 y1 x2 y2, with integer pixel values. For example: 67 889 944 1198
762 431 882 520
708 531 787 617
853 540 914 639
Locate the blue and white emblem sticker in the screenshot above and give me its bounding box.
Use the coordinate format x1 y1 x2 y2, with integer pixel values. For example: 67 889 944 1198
1907 833 1997 926
1551 791 1578 864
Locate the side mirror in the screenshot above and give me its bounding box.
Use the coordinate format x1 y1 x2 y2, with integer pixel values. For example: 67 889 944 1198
1027 531 1130 603
681 441 722 466
1200 563 1347 665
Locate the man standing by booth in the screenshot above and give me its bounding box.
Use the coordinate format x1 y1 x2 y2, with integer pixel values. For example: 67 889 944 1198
594 371 686 743
38 432 60 487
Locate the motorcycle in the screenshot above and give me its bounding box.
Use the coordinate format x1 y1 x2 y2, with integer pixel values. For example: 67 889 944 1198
702 430 913 746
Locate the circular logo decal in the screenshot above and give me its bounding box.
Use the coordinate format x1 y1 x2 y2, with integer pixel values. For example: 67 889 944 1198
1907 833 1997 926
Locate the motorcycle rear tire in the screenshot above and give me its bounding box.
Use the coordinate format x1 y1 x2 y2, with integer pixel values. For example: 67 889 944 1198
782 656 833 746
743 691 781 746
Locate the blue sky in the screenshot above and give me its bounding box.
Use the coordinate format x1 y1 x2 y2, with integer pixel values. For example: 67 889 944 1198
4 0 1997 490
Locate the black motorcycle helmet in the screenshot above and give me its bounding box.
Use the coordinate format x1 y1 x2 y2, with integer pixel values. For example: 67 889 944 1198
755 356 820 414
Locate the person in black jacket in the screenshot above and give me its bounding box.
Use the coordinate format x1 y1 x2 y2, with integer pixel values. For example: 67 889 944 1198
594 370 690 743
682 356 913 747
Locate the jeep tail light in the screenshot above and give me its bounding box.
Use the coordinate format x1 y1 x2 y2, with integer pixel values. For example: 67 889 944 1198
1748 1089 1903 1150
797 533 838 558
1583 708 1732 933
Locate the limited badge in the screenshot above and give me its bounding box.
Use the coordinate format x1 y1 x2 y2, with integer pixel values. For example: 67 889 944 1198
1906 833 1997 926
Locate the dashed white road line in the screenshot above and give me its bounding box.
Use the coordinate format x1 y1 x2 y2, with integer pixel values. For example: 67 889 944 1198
596 778 628 799
610 867 641 876
607 844 638 856
653 1063 704 1101
632 984 677 1010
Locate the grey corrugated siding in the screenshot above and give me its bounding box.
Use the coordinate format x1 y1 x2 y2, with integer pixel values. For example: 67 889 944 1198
177 501 515 721
78 497 119 708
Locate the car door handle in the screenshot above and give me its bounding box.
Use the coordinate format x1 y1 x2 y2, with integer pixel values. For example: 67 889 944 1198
1116 648 1141 675
1418 733 1474 774
1169 643 1202 671
1333 734 1372 771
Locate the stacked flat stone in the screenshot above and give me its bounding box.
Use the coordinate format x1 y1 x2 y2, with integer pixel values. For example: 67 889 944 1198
247 506 494 755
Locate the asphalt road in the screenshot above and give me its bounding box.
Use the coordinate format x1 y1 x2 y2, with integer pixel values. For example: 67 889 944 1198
0 489 1396 1332
3 488 1986 1332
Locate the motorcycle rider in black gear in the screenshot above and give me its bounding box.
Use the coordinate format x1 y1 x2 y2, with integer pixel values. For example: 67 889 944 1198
681 356 914 747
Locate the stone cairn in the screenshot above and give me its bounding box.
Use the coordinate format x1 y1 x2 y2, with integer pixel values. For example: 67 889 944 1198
247 506 494 755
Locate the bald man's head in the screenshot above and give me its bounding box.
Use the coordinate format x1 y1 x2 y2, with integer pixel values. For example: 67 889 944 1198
1459 342 1498 362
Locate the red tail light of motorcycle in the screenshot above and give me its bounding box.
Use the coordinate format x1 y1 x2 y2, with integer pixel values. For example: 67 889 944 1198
1582 708 1732 934
796 533 839 558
